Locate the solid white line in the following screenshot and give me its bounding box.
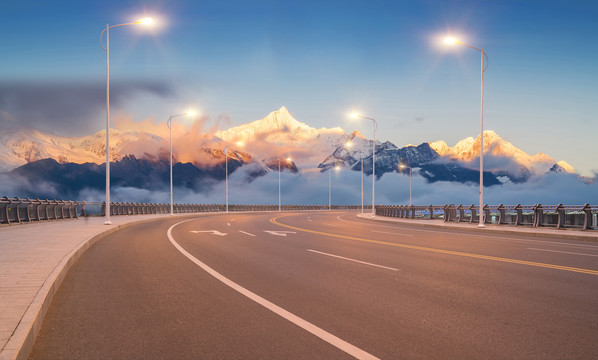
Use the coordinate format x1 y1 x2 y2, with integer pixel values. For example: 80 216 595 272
371 230 414 237
239 230 256 237
167 221 379 360
307 249 399 271
527 248 598 257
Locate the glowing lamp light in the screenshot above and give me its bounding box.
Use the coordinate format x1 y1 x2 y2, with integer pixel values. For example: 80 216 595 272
137 17 154 25
444 37 459 45
351 112 360 119
345 141 353 148
185 110 196 117
236 141 244 147
286 157 292 162
335 165 341 171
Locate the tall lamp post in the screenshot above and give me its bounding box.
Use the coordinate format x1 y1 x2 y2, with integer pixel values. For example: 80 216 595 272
278 157 291 211
444 37 489 228
100 17 153 225
167 112 191 216
399 164 412 206
351 113 377 216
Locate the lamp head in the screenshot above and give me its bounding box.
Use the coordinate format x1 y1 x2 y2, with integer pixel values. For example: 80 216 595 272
136 17 154 25
345 141 353 148
286 157 292 162
335 165 341 171
236 141 244 147
444 36 459 45
351 112 360 119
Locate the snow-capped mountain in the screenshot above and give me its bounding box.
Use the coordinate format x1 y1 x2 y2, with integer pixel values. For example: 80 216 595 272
0 128 166 172
215 106 351 165
429 130 575 175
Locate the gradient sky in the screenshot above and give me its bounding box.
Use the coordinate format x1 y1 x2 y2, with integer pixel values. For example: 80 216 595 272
1 0 597 175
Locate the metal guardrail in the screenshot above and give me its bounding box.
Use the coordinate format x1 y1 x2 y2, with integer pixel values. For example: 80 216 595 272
375 204 598 230
1 196 369 225
0 196 79 224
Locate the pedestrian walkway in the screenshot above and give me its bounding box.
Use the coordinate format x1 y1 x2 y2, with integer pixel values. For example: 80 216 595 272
0 213 210 360
358 213 598 241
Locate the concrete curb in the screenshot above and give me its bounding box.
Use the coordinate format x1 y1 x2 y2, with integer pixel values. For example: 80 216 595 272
2 213 219 360
357 214 598 242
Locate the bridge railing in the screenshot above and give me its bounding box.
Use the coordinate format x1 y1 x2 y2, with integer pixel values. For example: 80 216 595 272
0 196 79 224
2 196 370 225
375 204 598 230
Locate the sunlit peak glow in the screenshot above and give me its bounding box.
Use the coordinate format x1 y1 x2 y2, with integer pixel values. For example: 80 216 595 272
444 36 459 45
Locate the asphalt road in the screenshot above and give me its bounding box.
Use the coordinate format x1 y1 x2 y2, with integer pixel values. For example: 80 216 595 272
30 211 598 359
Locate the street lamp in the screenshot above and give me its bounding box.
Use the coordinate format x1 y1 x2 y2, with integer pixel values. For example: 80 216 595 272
444 36 489 228
351 113 377 216
167 112 192 216
399 164 412 206
278 157 292 211
100 17 153 225
329 164 341 210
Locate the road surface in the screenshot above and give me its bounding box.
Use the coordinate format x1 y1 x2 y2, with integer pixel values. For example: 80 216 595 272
30 211 598 359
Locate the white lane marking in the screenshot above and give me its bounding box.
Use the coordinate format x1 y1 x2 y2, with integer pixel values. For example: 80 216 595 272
239 230 256 237
264 230 297 237
307 218 313 222
527 248 598 257
371 230 414 237
323 223 338 227
307 249 399 271
227 222 231 226
190 230 228 236
168 221 379 360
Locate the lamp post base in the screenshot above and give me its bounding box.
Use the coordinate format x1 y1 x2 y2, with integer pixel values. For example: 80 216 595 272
104 220 112 225
477 224 485 228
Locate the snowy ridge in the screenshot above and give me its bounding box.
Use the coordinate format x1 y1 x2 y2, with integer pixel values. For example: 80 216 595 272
429 130 575 175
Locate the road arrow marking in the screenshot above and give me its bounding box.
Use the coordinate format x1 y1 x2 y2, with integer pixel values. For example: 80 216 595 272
264 230 296 237
190 230 228 236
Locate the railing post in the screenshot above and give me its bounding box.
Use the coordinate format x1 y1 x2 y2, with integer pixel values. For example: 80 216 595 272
483 204 490 224
583 204 592 230
514 204 523 226
556 204 565 229
533 204 543 227
428 205 433 219
469 204 477 224
497 204 505 224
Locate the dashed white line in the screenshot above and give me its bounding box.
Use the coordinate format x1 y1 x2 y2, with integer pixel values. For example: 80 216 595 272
371 230 414 237
307 249 399 271
527 248 598 257
168 220 379 360
322 223 338 227
239 230 256 237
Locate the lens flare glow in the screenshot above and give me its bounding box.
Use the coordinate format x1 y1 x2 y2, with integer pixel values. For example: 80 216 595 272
444 37 458 45
138 17 154 25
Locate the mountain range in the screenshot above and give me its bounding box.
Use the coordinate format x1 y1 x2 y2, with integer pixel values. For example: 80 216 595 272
0 106 576 199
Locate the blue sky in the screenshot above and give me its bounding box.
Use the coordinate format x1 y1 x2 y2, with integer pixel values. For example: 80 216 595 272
1 0 597 175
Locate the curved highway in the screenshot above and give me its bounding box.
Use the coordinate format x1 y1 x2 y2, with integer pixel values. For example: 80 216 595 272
30 211 598 359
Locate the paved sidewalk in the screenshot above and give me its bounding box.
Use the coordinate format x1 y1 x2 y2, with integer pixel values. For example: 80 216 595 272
358 213 598 241
0 213 210 360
